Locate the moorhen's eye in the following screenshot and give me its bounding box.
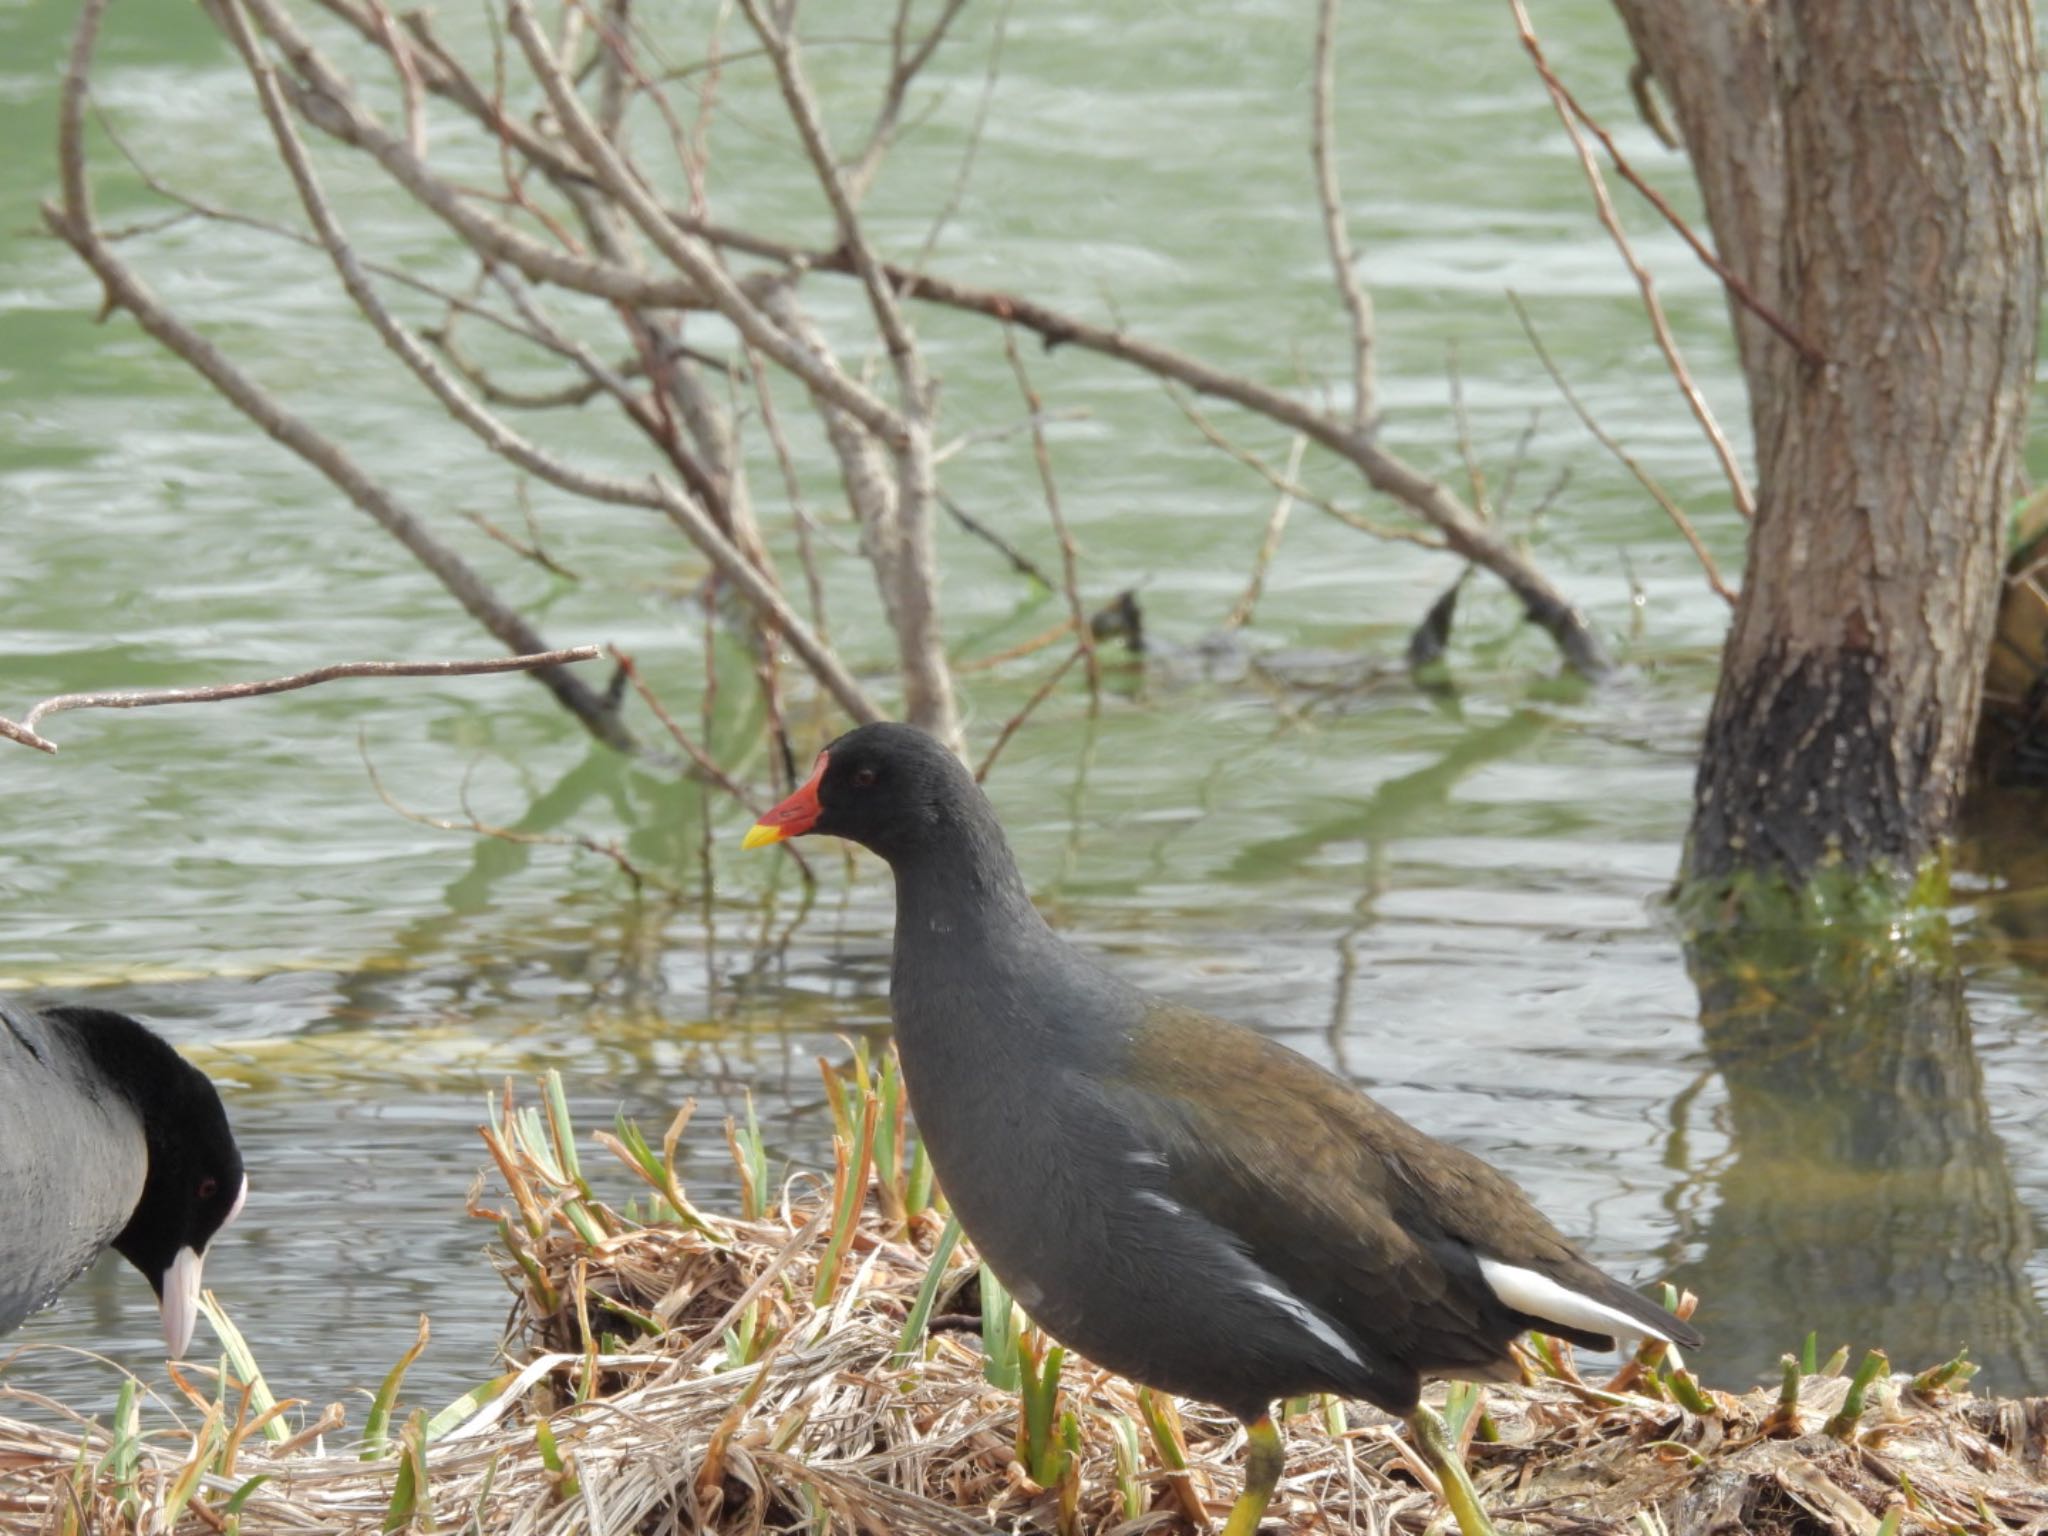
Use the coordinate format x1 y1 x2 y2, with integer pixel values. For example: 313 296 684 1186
852 766 879 788
196 1177 219 1201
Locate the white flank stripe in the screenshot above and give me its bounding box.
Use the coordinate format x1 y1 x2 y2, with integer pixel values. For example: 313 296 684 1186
1477 1258 1677 1343
1250 1280 1365 1370
1136 1190 1184 1217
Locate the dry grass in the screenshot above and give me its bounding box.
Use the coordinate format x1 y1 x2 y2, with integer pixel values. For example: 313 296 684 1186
4 1067 2047 1536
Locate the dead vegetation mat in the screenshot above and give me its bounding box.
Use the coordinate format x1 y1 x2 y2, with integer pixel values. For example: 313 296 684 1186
4 1079 2046 1536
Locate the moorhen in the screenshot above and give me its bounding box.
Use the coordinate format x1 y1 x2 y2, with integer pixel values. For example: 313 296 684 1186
0 999 247 1355
743 723 1700 1536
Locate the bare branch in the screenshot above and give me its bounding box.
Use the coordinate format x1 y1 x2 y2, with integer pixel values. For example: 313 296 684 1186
46 0 630 754
659 223 1611 673
1309 0 1377 431
845 0 971 204
1506 0 1756 522
7 648 602 755
1509 292 1737 606
503 0 910 448
215 0 879 725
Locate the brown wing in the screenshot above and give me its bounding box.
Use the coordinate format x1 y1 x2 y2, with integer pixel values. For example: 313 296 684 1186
1108 1001 1673 1373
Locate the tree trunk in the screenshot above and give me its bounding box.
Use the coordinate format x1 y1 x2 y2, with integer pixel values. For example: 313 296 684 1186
1622 0 2043 906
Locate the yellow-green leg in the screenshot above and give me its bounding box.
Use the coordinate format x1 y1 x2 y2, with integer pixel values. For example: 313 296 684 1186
1219 1413 1284 1536
1405 1404 1500 1536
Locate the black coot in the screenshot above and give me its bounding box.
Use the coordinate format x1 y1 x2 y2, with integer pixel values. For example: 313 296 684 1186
744 723 1700 1536
0 1000 246 1355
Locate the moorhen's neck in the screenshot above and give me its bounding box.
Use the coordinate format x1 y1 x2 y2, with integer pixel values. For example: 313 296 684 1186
882 789 1053 955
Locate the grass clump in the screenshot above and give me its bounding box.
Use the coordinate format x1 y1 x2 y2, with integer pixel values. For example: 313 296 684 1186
5 1050 2048 1533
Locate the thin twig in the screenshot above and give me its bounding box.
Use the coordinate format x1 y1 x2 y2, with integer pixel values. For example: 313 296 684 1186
463 496 579 581
939 493 1057 589
1511 5 1823 369
6 648 602 755
1309 0 1376 431
608 647 760 813
1507 0 1756 522
359 732 678 894
1509 292 1736 606
1001 327 1097 700
974 644 1087 783
907 0 1010 276
1167 387 1444 550
1225 435 1308 631
1446 342 1490 521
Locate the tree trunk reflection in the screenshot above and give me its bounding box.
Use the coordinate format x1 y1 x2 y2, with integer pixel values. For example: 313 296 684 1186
1680 930 2047 1394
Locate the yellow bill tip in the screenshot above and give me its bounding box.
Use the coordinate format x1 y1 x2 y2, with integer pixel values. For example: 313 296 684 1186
739 821 785 851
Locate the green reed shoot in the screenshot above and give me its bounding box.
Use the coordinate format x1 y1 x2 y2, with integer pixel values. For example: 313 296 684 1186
1800 1329 1819 1375
534 1417 579 1502
871 1047 908 1224
601 1103 717 1233
723 1296 776 1370
1666 1368 1719 1417
893 1215 964 1365
106 1378 141 1521
1016 1328 1070 1486
364 1315 431 1460
160 1401 223 1529
819 1042 931 1226
1110 1412 1144 1522
1818 1343 1850 1377
1822 1349 1889 1441
979 1264 1022 1391
1441 1380 1483 1442
1762 1353 1802 1437
542 1071 592 1202
810 1093 878 1309
726 1093 770 1221
1136 1389 1206 1527
197 1292 291 1444
1055 1411 1083 1536
380 1409 433 1533
906 1137 935 1217
1910 1346 1975 1396
424 1371 521 1444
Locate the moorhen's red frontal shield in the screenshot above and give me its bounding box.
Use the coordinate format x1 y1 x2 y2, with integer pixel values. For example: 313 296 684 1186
741 753 828 849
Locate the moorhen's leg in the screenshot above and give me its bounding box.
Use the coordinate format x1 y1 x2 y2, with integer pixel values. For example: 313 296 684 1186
1219 1412 1284 1536
1404 1405 1500 1536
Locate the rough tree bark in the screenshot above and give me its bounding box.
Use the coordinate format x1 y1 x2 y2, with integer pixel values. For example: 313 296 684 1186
1618 0 2043 908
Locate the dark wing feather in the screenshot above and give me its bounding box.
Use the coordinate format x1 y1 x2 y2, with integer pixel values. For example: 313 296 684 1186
1106 1001 1698 1375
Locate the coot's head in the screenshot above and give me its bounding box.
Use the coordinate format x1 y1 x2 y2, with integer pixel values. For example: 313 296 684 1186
49 1006 247 1356
741 721 986 865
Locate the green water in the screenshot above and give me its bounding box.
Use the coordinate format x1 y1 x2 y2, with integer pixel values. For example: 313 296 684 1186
3 0 2045 1419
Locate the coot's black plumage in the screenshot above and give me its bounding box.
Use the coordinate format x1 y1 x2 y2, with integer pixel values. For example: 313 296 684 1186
0 1000 246 1355
744 723 1699 1536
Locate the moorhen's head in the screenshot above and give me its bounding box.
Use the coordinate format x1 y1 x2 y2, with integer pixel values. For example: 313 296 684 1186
51 1006 248 1356
742 721 989 867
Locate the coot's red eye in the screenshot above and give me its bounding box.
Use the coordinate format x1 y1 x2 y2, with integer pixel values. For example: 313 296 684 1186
197 1177 219 1201
852 766 878 787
